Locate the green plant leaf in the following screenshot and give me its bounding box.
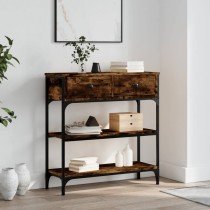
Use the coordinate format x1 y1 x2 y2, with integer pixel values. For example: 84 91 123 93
6 54 12 60
5 36 13 46
12 56 20 64
2 108 15 116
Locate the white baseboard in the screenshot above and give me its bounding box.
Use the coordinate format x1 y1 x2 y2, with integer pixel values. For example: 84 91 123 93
160 161 187 183
185 165 210 183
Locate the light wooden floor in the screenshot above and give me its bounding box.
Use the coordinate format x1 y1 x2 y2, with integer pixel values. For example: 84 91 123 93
0 177 209 210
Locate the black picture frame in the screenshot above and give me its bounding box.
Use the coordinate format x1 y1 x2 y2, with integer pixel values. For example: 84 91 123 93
54 0 123 43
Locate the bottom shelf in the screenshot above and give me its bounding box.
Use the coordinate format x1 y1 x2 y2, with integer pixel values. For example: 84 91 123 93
49 162 158 179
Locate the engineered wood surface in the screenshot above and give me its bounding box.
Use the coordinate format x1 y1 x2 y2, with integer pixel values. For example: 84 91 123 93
0 177 209 210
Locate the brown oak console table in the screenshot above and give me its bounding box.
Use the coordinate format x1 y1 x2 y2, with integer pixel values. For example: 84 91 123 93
45 72 160 195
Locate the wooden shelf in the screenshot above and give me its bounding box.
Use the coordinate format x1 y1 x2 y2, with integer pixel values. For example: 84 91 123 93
49 162 157 179
48 128 156 141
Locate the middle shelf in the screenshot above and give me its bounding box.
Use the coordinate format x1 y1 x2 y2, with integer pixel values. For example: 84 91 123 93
48 128 157 142
49 161 158 179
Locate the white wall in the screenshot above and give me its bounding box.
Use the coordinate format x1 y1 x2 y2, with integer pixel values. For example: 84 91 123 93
0 0 160 189
159 0 188 182
186 0 210 182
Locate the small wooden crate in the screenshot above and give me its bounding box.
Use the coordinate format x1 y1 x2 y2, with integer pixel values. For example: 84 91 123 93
109 112 143 132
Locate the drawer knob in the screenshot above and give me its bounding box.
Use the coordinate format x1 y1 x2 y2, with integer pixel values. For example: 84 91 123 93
87 84 94 89
132 83 139 89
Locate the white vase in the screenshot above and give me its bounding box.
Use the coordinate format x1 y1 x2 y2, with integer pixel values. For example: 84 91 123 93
0 168 18 201
15 163 30 196
123 144 133 166
115 151 123 167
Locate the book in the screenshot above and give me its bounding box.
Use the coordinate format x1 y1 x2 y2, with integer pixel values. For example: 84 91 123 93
66 132 101 135
70 157 98 165
69 163 99 173
65 126 102 134
110 66 144 70
111 61 144 66
110 69 144 73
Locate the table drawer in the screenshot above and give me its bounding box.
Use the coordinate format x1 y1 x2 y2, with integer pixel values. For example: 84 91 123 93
113 74 158 99
66 75 112 100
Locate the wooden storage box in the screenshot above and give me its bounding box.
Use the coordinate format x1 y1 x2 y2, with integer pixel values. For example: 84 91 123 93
109 112 143 132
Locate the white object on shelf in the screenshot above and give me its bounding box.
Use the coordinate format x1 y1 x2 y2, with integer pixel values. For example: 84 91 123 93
70 157 98 165
123 144 133 166
0 168 18 201
15 163 30 196
115 151 123 167
69 163 99 173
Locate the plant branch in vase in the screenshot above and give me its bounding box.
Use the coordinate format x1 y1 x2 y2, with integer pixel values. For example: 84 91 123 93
0 36 19 127
65 36 98 72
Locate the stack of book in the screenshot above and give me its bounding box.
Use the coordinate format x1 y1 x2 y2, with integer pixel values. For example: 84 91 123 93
65 125 102 135
69 157 99 173
110 61 144 73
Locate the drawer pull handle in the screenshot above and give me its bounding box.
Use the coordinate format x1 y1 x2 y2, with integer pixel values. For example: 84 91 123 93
87 84 94 89
132 83 139 89
130 123 133 125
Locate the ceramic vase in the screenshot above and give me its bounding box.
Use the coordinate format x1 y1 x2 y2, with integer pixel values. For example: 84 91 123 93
0 168 18 201
115 151 123 167
15 163 30 196
123 144 133 166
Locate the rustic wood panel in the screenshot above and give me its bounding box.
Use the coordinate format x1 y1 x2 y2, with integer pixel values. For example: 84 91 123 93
48 128 156 141
113 74 157 99
45 72 159 101
49 162 157 179
66 75 112 100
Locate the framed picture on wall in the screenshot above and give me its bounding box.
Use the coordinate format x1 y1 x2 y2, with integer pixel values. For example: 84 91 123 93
55 0 123 43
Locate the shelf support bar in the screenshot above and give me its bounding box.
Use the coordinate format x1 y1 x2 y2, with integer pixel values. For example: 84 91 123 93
136 99 141 180
61 78 66 195
155 76 160 185
45 77 50 189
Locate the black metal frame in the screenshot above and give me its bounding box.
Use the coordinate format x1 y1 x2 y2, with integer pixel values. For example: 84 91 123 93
54 0 123 43
45 76 159 195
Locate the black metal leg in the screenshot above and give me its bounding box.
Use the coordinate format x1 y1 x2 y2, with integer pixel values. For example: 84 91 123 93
156 76 160 185
61 78 66 195
136 100 141 180
45 78 49 189
154 170 159 185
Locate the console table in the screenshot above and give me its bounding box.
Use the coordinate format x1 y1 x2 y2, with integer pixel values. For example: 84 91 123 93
45 72 160 195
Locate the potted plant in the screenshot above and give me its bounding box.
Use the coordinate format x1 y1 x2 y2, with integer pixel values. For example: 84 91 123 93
0 36 19 127
65 36 98 72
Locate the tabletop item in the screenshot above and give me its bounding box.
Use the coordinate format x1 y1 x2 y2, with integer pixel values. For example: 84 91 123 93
123 144 133 166
91 63 101 73
115 151 123 167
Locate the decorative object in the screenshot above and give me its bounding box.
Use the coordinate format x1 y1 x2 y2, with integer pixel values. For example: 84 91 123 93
115 151 123 167
45 72 160 195
15 163 30 196
91 63 101 73
0 168 18 201
161 185 210 207
55 0 122 43
65 36 98 72
109 112 143 132
123 144 133 167
85 116 100 127
0 36 19 127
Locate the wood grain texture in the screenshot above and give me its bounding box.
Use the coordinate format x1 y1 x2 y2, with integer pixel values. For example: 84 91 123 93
48 128 156 141
0 178 208 210
49 162 157 179
45 72 159 102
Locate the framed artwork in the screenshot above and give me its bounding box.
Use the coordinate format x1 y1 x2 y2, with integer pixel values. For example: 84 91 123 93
55 0 123 43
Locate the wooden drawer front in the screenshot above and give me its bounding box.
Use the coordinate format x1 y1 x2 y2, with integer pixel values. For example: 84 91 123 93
113 74 158 99
67 75 112 100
